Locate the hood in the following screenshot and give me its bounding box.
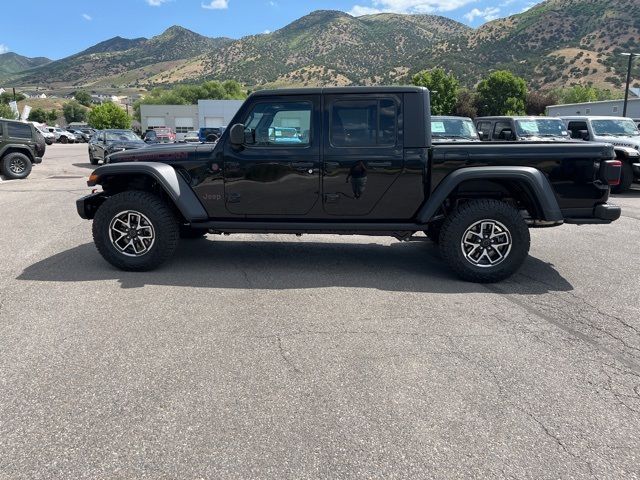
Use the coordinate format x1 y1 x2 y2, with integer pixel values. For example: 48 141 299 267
593 135 640 152
107 140 146 150
107 142 201 164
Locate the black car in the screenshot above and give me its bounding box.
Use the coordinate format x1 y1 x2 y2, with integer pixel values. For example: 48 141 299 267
88 129 146 165
77 87 621 283
69 129 90 143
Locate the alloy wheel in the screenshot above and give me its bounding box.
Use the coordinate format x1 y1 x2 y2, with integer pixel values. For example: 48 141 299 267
460 219 512 268
108 210 156 257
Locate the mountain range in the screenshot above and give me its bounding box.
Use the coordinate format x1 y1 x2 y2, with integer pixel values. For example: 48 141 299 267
2 0 639 93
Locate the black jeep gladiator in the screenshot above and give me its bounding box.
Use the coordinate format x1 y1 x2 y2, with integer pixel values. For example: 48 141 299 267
77 87 622 282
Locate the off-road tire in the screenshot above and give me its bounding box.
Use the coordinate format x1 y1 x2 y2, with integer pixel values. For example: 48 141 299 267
439 199 530 283
1 152 33 180
179 225 208 239
92 191 180 271
611 162 633 194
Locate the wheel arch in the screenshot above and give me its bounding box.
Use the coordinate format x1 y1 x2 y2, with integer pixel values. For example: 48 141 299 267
87 162 208 222
416 166 563 224
1 146 35 162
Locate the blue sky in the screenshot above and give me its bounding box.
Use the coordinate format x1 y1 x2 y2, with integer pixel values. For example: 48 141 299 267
2 0 538 60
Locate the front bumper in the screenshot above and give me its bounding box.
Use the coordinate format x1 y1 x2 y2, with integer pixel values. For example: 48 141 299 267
632 162 640 178
564 203 621 225
76 192 106 220
33 156 43 165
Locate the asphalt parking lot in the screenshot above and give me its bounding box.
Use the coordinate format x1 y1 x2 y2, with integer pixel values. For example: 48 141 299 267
1 143 639 479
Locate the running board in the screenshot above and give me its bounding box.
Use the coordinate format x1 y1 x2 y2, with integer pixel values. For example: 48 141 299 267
191 221 428 236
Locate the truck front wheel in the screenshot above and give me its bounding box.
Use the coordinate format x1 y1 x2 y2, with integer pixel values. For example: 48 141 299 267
92 191 180 271
439 199 530 283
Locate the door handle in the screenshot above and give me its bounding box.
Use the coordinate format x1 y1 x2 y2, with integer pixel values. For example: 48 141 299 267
367 161 393 168
292 162 315 170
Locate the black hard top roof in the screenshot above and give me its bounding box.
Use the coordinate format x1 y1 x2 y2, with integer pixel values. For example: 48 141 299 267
251 86 427 97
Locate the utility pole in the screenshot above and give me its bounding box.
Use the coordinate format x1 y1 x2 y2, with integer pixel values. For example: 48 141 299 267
621 52 639 118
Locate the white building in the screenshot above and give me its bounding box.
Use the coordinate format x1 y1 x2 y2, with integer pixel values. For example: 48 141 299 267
547 91 640 118
140 100 244 141
198 100 244 128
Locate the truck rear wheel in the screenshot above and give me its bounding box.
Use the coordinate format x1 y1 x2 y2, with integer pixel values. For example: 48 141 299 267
439 199 530 283
611 162 633 194
1 152 33 180
92 191 180 271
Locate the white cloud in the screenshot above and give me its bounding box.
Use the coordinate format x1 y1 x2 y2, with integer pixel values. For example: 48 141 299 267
202 0 229 9
82 13 92 21
348 0 477 16
463 6 500 22
521 2 535 12
263 29 272 34
0 44 8 54
146 0 170 6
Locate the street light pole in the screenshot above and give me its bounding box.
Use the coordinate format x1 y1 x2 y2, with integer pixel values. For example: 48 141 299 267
621 52 639 118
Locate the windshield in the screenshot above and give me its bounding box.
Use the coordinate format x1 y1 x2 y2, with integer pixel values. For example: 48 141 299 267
105 131 140 142
515 119 568 137
431 119 478 139
591 119 640 137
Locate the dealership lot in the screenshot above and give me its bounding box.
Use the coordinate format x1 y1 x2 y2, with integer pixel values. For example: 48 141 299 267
1 144 640 478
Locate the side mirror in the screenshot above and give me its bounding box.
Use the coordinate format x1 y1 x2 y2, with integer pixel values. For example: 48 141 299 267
229 123 246 146
579 130 590 141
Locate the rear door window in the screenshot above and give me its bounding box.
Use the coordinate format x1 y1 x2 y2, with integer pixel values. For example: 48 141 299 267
7 122 32 139
493 121 513 140
330 99 397 147
567 121 588 139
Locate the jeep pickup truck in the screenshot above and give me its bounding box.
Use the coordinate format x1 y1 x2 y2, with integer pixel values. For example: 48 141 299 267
76 87 622 282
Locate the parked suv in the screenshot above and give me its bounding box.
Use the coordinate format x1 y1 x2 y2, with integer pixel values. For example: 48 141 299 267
198 127 226 142
47 127 76 144
562 116 640 193
88 129 146 165
0 119 45 179
77 87 621 283
475 116 570 142
431 116 480 143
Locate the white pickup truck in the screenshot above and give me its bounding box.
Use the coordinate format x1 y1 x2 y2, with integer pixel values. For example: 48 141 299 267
562 116 640 193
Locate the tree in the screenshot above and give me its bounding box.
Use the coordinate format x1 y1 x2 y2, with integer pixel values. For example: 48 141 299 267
28 108 49 123
412 68 459 115
476 70 527 116
525 91 559 115
555 85 620 104
88 102 131 129
0 103 15 119
74 90 93 107
0 92 26 105
46 110 59 124
454 89 478 118
132 80 247 121
63 100 88 123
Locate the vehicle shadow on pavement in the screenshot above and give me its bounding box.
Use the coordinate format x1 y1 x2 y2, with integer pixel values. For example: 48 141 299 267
611 186 640 199
72 163 97 170
17 239 573 294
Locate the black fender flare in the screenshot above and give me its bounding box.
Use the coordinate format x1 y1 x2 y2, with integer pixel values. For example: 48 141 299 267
0 144 35 161
416 166 563 223
88 162 208 221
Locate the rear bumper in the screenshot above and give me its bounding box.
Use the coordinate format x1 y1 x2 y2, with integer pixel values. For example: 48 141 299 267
564 203 621 225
